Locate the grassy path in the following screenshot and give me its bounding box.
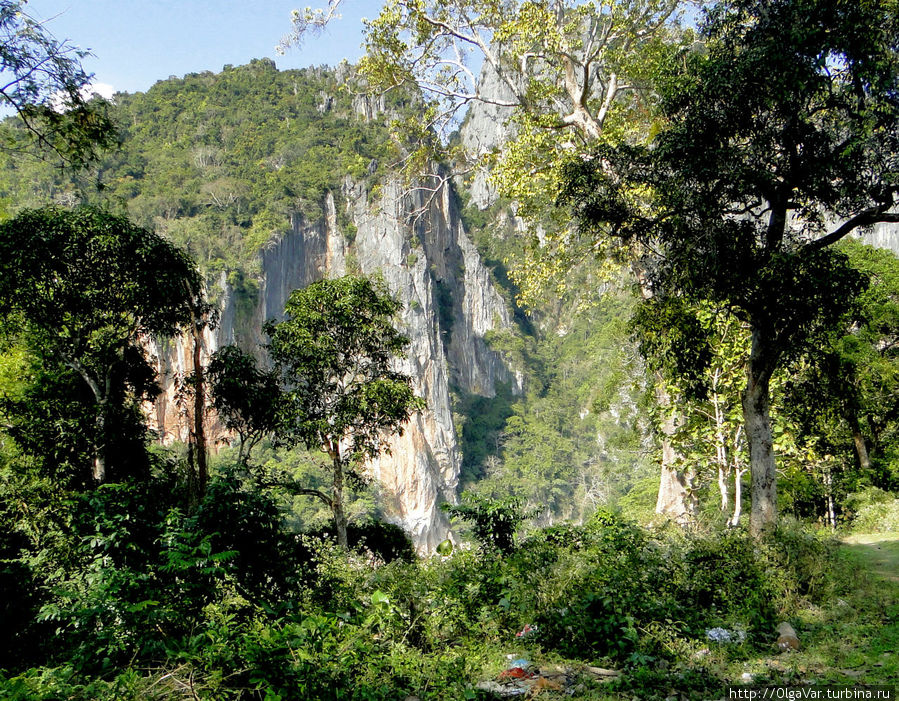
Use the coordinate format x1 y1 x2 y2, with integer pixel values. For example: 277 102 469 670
842 532 899 582
789 532 899 687
707 533 899 695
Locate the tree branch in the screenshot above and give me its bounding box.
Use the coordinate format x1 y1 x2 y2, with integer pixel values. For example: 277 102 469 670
805 205 899 251
259 481 333 508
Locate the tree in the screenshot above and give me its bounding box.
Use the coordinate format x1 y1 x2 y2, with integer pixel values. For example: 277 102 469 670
265 275 424 548
284 0 698 219
207 344 284 465
0 206 203 484
784 240 899 500
0 1 115 166
561 0 899 534
639 302 750 525
357 0 686 136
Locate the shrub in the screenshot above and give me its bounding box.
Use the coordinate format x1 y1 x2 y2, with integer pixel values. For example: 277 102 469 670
672 531 776 637
443 493 526 554
304 519 416 564
851 499 899 533
760 519 847 606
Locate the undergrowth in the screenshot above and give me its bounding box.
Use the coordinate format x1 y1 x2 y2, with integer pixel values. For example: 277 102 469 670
0 473 865 700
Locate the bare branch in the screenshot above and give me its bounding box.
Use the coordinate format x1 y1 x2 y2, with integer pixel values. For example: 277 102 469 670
805 204 899 251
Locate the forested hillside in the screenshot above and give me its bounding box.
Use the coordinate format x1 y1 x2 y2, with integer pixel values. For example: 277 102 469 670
0 59 396 274
3 49 899 536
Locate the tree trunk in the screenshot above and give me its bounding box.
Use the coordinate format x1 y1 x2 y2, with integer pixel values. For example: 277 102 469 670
743 326 777 537
848 410 872 472
712 369 729 513
852 430 871 472
823 463 837 531
730 467 746 527
93 401 108 483
717 464 730 513
189 310 208 500
332 455 348 548
656 460 695 523
654 377 696 524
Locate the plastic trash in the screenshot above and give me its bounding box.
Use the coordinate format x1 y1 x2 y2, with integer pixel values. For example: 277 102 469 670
475 681 528 696
706 626 746 643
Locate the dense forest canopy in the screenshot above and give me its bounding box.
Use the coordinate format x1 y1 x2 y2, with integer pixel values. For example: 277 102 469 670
0 59 404 278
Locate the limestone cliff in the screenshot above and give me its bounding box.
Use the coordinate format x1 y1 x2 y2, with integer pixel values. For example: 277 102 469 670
151 179 520 551
859 221 899 256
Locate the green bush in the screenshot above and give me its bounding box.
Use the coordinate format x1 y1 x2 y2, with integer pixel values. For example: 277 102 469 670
761 520 847 605
443 493 527 554
672 531 776 637
851 499 899 533
0 460 853 698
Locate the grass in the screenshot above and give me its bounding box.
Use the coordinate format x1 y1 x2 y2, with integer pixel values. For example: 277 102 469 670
707 532 899 692
842 531 899 582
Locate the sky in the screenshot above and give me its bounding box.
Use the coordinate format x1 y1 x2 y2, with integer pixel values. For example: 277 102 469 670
26 0 383 97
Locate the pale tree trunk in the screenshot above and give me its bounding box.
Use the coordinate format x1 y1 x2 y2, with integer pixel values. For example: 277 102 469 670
729 426 746 527
93 400 108 483
730 466 746 527
712 368 729 513
717 465 730 513
654 377 696 523
823 464 837 531
743 326 777 537
637 263 695 524
656 460 695 523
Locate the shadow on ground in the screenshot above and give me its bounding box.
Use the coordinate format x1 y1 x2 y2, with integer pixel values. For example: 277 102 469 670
842 532 899 582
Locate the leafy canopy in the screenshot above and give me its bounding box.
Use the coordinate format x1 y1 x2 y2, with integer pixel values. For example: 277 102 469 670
266 275 424 464
560 0 899 533
0 206 203 483
562 0 899 365
0 1 114 166
0 206 203 357
207 345 284 465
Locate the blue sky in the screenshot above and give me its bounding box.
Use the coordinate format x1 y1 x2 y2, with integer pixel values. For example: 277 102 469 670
27 0 382 97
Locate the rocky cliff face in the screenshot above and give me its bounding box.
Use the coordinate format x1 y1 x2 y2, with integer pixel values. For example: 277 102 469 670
459 65 518 211
859 221 899 256
151 175 520 551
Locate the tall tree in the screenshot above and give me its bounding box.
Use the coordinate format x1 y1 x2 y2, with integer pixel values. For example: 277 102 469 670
784 240 899 495
562 0 899 534
0 0 114 166
0 206 203 484
265 275 424 548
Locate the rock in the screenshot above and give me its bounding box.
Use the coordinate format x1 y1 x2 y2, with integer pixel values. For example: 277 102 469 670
840 669 866 678
775 622 800 652
584 665 621 680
